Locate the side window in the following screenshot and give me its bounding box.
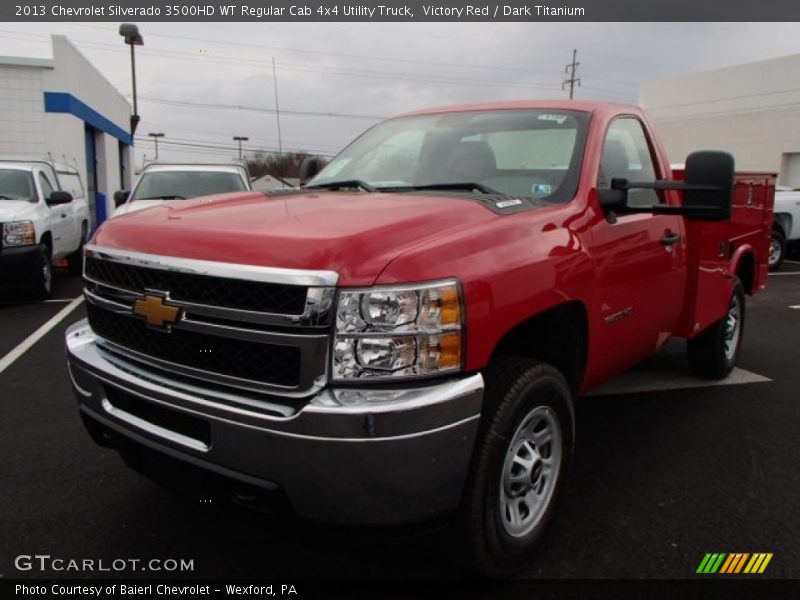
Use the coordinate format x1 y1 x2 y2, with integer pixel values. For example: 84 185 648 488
598 118 660 208
38 172 55 202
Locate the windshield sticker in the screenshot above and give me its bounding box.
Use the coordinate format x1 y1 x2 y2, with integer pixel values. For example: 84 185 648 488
496 198 523 208
537 114 568 125
531 184 552 196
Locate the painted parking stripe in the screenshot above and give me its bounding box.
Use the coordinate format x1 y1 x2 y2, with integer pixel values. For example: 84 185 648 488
0 296 84 376
768 272 800 276
588 366 771 397
790 306 800 310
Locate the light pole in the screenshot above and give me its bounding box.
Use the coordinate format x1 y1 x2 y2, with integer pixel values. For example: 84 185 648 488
119 24 144 135
148 132 164 159
233 136 249 159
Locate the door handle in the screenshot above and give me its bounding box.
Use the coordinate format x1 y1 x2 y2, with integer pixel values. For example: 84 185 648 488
661 232 681 246
60 214 67 218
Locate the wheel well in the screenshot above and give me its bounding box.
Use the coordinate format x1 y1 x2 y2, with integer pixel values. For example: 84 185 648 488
736 252 756 295
489 301 588 395
39 231 52 255
774 213 791 238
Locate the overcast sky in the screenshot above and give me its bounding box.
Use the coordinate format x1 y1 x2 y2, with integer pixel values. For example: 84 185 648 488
2 22 800 167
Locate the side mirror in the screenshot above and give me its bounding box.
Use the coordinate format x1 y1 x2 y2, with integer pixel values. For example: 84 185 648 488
597 151 735 222
682 151 734 221
114 190 130 207
299 156 326 187
46 191 73 205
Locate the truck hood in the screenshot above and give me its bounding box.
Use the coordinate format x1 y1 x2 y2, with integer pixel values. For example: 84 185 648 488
0 200 39 223
93 191 502 286
112 199 166 217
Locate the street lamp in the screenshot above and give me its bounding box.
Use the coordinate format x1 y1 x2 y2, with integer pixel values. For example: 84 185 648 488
119 23 143 135
233 136 249 159
148 132 164 159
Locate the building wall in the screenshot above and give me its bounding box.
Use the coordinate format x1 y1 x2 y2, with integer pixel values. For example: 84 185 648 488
0 35 133 226
640 54 800 186
0 62 48 155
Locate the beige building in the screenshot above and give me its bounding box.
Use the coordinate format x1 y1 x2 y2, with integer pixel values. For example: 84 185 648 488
640 54 800 187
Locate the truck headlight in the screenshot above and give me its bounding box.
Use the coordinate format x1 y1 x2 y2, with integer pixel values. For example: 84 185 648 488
332 280 463 380
2 221 36 247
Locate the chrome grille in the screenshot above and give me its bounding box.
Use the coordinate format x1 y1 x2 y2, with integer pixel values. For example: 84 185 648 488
82 245 336 399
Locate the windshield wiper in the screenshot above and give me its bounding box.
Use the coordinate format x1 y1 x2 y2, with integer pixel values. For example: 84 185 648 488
394 182 503 195
0 195 16 200
304 180 376 192
136 195 187 200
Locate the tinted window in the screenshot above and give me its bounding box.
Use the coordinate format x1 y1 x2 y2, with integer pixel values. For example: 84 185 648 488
131 171 247 201
599 118 660 208
0 169 36 202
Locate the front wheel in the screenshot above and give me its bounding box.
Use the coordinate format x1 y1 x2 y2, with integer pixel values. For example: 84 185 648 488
456 358 574 577
687 277 745 379
29 244 53 300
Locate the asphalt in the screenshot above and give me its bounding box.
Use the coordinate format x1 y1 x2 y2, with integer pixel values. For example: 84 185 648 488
1 263 799 581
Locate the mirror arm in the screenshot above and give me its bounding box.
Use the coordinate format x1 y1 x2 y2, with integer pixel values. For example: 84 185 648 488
611 178 722 193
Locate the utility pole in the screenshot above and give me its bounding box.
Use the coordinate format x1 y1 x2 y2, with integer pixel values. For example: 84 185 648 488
563 49 581 99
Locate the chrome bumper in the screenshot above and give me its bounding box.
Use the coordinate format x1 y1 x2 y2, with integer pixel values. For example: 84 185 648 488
66 319 483 524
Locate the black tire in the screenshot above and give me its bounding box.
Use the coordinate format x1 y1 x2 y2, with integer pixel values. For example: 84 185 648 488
455 358 574 577
768 228 785 272
67 223 88 276
687 277 745 379
29 244 53 300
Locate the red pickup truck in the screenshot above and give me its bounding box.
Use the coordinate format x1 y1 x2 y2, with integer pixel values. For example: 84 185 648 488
65 101 774 575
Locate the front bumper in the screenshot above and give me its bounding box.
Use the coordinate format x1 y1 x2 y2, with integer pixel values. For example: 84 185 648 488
0 244 40 284
66 319 483 524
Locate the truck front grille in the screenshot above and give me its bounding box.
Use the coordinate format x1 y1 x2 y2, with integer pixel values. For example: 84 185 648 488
85 256 308 315
86 303 301 387
82 247 335 399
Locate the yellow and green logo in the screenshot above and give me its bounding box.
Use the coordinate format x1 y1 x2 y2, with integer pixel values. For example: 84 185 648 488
696 552 773 574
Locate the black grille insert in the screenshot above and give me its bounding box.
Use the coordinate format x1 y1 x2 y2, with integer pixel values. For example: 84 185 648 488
85 257 308 315
87 303 301 387
105 386 211 446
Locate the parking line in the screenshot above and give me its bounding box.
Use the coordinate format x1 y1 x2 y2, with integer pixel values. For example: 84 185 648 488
769 272 800 276
0 296 84 376
790 305 800 310
786 260 800 265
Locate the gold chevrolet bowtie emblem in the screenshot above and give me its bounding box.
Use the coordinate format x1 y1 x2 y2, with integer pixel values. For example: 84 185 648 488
132 294 181 329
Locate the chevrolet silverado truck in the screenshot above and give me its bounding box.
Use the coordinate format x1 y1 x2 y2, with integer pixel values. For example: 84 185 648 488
1 158 89 298
65 101 775 575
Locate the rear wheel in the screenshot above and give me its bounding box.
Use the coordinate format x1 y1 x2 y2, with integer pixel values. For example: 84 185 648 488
456 358 573 577
687 277 745 379
29 244 53 300
768 228 785 271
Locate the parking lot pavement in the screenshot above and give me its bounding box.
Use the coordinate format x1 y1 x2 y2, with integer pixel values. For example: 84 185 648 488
0 269 799 579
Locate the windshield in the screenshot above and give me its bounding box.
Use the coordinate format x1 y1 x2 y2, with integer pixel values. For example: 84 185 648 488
310 109 589 202
0 169 36 202
130 170 247 201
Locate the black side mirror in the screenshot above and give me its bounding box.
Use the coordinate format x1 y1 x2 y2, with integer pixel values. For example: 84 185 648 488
597 151 735 222
114 190 130 207
46 191 72 205
682 151 734 221
299 157 326 187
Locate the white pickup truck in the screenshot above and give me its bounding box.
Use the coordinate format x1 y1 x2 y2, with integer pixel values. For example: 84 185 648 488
0 159 90 298
112 162 251 217
771 188 800 270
